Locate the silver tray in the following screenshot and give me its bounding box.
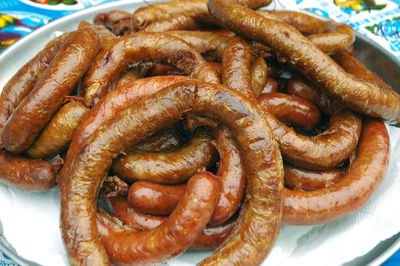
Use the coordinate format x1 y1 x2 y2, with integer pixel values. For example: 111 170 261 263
0 1 400 265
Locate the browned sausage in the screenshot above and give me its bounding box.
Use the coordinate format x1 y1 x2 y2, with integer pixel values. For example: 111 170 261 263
219 20 360 170
266 108 362 170
107 196 235 250
286 75 339 115
222 36 254 99
143 15 198 32
128 181 185 215
207 0 400 122
284 164 343 191
60 80 283 265
210 126 245 225
96 171 218 265
60 76 192 184
25 101 89 159
109 196 166 230
77 21 116 50
257 10 355 53
132 124 185 153
283 119 389 225
0 151 56 192
166 30 234 61
81 32 220 106
114 67 144 88
112 128 218 184
258 92 321 129
2 29 100 153
251 56 268 97
132 0 272 32
125 126 245 225
261 77 279 93
0 33 68 148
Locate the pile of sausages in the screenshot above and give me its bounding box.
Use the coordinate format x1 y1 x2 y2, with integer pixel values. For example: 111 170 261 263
0 0 396 264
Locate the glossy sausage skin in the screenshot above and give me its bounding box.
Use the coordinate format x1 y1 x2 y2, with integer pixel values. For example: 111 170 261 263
266 108 362 170
132 0 215 32
261 77 279 94
258 92 321 129
78 21 116 50
283 119 390 225
207 0 400 122
2 29 100 153
132 125 185 153
108 196 235 250
112 128 218 184
216 14 359 170
258 10 354 53
26 101 89 159
60 81 283 265
132 0 272 32
222 36 254 99
286 75 338 115
109 196 166 230
0 33 68 148
125 127 245 225
166 30 234 62
211 126 245 225
128 182 185 215
82 32 220 106
96 172 218 265
60 76 191 183
250 56 268 97
0 151 56 192
284 164 343 191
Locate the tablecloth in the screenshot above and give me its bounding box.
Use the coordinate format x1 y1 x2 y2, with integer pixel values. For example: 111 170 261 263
0 0 399 265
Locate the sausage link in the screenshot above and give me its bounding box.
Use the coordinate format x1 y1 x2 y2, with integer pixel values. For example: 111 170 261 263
2 29 100 153
218 20 360 170
250 56 268 97
257 10 355 53
262 77 279 94
147 64 182 77
210 126 245 225
166 30 234 62
114 67 144 88
207 0 400 122
132 0 272 32
286 75 338 115
108 196 235 250
132 0 215 32
222 36 254 99
112 128 218 184
132 124 185 153
267 108 362 170
284 164 343 191
258 92 321 129
82 32 220 106
128 181 185 215
60 76 191 183
0 151 56 192
60 80 283 265
143 15 198 32
26 101 89 159
96 172 218 265
125 127 245 225
283 119 390 225
77 21 116 50
109 196 166 230
0 33 68 148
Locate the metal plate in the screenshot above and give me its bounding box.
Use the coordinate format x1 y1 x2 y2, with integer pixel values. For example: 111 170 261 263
0 1 399 265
